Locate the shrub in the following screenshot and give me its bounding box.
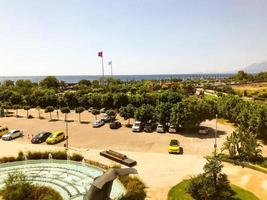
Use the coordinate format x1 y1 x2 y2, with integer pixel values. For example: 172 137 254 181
119 176 146 200
0 172 63 200
51 151 67 160
0 156 16 163
187 157 234 200
70 153 84 161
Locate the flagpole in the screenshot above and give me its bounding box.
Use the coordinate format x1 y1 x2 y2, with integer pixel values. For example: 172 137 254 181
102 56 104 79
111 62 113 77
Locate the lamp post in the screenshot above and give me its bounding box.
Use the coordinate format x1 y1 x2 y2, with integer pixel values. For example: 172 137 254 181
214 114 218 156
65 120 69 150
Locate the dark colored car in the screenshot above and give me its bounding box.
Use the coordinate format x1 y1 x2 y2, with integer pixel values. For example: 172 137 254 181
110 121 122 129
31 132 51 144
144 122 157 133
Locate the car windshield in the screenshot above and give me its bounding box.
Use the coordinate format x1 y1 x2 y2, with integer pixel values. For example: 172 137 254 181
170 140 179 146
158 125 163 128
50 134 58 138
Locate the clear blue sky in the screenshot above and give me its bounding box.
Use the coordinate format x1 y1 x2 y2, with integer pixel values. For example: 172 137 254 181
0 0 266 75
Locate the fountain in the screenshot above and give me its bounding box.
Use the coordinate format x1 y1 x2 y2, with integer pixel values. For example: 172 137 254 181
67 153 71 164
82 158 86 166
23 153 28 173
48 153 53 163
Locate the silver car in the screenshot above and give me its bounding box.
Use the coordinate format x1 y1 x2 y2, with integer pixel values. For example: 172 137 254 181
168 125 177 133
132 121 142 132
156 124 165 133
2 129 23 141
92 120 105 128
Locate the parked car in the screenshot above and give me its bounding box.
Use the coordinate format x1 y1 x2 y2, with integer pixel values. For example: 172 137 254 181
198 127 211 135
92 120 105 128
2 129 23 141
144 122 156 133
156 124 165 133
46 131 65 144
101 114 111 122
31 132 51 144
0 126 9 137
110 121 122 129
132 121 142 132
168 139 182 154
168 125 177 133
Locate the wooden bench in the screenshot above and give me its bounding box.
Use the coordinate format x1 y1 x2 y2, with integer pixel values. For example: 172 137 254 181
100 150 137 167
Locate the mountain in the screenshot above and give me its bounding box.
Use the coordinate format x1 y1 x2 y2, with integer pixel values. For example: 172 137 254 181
244 61 267 73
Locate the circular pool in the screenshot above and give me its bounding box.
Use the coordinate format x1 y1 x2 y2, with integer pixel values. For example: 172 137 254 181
0 160 125 200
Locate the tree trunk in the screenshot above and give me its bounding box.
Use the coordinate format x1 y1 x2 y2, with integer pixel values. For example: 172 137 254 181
38 110 41 118
16 109 18 117
79 113 81 122
95 115 97 120
50 112 52 120
27 110 29 118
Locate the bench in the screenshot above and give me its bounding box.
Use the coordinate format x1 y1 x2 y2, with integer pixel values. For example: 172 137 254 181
100 150 137 167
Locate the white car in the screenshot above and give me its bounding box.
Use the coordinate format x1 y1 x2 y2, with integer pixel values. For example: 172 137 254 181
132 121 142 132
156 124 165 133
168 125 177 133
101 114 111 122
2 129 23 141
92 120 105 128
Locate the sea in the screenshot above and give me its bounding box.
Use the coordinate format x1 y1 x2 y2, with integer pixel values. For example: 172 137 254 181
0 74 233 83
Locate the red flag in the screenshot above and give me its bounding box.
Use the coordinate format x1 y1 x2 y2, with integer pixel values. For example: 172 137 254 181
98 51 103 57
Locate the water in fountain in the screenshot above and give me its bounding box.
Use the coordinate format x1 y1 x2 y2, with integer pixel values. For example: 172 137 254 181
23 153 28 173
48 153 53 163
82 158 86 166
67 153 70 164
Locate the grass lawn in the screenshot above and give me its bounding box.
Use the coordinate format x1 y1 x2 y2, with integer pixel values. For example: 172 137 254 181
167 180 259 200
256 157 267 169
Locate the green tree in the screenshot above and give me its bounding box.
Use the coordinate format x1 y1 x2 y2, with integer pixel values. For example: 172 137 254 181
134 104 155 123
222 129 262 162
23 106 31 118
92 109 100 120
106 109 116 121
155 102 172 125
13 104 21 117
75 106 85 122
171 97 207 129
60 107 71 121
45 106 55 121
119 104 135 125
36 106 42 119
188 157 234 200
39 76 60 89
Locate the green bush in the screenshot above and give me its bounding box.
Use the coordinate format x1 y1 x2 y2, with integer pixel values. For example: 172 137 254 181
119 176 146 200
0 156 16 163
0 172 63 200
70 153 84 161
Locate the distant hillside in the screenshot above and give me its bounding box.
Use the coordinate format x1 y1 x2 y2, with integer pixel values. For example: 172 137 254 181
244 62 267 73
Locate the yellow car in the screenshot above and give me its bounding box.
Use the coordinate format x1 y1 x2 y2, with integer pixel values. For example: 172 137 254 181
0 126 9 137
168 139 182 154
46 131 65 144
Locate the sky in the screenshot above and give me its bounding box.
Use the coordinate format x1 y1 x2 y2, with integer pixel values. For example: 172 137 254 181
0 0 267 76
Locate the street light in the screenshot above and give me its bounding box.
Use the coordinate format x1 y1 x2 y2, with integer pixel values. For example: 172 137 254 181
65 120 69 150
214 114 218 156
